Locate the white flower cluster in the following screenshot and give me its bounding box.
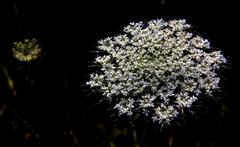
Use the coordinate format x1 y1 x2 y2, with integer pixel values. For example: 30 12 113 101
12 38 41 62
87 19 227 124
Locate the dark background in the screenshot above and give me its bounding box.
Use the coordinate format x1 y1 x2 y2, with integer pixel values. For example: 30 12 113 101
0 0 240 146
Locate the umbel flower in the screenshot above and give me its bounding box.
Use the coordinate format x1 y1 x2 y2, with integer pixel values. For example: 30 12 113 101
12 38 41 62
87 19 227 124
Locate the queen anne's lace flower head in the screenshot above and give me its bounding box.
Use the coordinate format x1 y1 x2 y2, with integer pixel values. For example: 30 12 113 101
12 38 41 62
87 19 227 124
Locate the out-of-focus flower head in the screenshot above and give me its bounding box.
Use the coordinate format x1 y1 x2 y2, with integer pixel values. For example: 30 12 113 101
12 38 41 62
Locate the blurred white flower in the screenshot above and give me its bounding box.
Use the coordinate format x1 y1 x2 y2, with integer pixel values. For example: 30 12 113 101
12 38 41 62
87 19 227 124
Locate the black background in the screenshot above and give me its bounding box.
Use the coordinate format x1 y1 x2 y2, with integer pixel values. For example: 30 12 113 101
0 0 240 147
